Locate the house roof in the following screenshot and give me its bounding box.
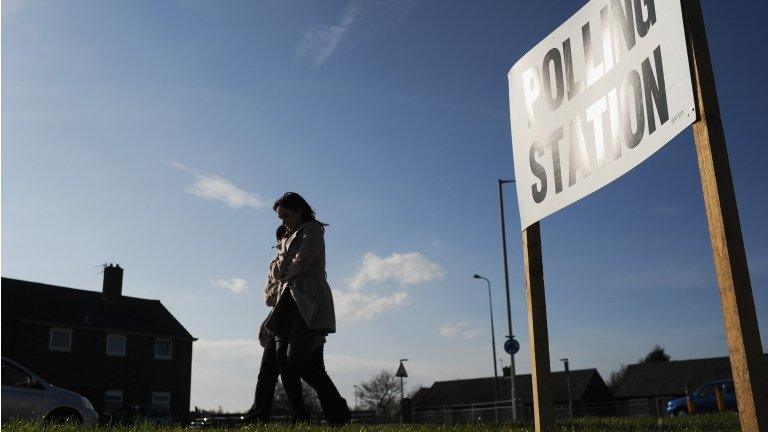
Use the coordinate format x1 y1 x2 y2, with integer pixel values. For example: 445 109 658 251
413 369 611 408
612 354 768 398
1 277 196 341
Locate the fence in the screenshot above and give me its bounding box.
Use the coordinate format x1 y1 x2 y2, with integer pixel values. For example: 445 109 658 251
414 400 658 425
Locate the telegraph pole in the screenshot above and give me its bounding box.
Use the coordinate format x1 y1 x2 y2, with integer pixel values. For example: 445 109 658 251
498 179 518 422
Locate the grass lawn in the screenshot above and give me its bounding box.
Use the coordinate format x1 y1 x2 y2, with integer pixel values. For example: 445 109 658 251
2 414 742 432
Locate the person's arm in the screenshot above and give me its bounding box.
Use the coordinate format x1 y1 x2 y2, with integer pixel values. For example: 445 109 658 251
264 258 280 306
264 281 279 306
281 223 324 281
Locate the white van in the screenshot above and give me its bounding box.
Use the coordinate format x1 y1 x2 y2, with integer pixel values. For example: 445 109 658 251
1 357 99 426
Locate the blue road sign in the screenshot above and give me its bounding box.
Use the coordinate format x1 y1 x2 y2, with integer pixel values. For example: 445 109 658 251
505 338 520 355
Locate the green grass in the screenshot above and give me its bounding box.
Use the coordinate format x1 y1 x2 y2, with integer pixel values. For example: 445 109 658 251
2 414 742 432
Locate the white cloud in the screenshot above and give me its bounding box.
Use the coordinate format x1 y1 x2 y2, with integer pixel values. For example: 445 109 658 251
192 338 263 412
170 161 269 209
439 322 483 340
2 0 31 15
333 289 409 323
211 277 248 294
295 0 362 67
349 252 445 290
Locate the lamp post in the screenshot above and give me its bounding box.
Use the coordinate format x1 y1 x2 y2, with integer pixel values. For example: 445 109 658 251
473 274 500 423
560 358 573 418
498 178 518 422
353 385 359 411
396 359 408 424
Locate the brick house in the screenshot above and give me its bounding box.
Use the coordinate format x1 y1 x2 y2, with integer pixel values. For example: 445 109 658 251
1 265 197 424
411 368 614 423
612 354 768 417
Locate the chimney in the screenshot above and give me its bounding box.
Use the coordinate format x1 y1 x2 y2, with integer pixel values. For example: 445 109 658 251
103 264 123 301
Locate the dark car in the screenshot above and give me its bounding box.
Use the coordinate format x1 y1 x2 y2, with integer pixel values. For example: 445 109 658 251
666 380 737 416
188 415 244 429
104 405 172 426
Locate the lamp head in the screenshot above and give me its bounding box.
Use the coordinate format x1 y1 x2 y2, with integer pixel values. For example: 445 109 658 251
472 274 481 279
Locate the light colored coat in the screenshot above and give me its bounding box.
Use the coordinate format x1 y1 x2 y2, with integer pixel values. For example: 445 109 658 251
264 220 336 336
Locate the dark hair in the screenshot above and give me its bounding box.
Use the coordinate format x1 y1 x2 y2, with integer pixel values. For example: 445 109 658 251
273 192 328 227
275 225 287 240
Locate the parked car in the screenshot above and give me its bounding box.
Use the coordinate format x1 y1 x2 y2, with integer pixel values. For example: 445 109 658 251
188 415 244 429
1 357 99 426
104 404 172 426
666 379 737 416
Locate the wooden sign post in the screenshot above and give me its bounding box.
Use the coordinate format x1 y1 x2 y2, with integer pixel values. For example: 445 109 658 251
523 222 553 432
511 1 766 431
683 1 768 430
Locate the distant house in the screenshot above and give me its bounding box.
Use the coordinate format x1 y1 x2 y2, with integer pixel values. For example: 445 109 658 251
612 354 768 417
412 368 613 424
1 265 197 424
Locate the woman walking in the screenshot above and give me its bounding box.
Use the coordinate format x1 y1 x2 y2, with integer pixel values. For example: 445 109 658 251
261 192 349 425
243 226 287 424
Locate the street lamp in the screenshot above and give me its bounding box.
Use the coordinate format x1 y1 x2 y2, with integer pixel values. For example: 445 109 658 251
498 178 519 422
560 358 573 418
473 274 500 423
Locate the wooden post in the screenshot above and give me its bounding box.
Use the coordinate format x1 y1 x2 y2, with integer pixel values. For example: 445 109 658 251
523 222 554 432
683 1 768 431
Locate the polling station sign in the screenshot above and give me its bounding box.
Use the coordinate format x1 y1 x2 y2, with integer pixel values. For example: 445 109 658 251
508 0 696 230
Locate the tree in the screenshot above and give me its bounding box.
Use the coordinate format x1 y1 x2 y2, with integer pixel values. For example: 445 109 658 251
358 370 402 415
642 344 671 363
608 344 672 390
272 381 322 416
607 364 628 391
406 385 423 399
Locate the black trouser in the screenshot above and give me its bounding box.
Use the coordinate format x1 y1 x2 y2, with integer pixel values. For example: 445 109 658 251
249 301 349 424
246 335 279 422
274 297 349 425
301 345 351 425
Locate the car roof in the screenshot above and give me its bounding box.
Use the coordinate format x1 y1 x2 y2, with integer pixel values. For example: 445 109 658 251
1 356 50 386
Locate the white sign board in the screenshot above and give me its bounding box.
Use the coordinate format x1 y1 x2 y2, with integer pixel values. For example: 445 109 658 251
508 0 695 230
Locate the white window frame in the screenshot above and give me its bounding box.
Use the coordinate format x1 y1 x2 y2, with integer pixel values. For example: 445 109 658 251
49 328 72 352
106 334 126 357
154 338 172 360
104 390 124 415
151 391 171 413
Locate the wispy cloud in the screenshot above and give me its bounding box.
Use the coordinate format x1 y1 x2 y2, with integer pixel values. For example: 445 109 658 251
649 205 684 215
610 265 708 290
2 0 31 15
438 322 483 340
211 277 248 294
349 252 445 290
333 289 409 322
295 0 363 67
170 161 269 209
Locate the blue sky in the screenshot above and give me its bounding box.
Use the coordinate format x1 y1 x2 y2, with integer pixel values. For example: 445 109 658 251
3 0 767 412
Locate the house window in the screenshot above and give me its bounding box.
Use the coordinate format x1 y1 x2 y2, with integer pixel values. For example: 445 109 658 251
49 328 72 352
154 339 172 360
104 390 123 415
152 392 171 414
106 334 126 357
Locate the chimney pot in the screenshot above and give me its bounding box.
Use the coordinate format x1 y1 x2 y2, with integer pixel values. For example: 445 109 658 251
103 264 123 301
